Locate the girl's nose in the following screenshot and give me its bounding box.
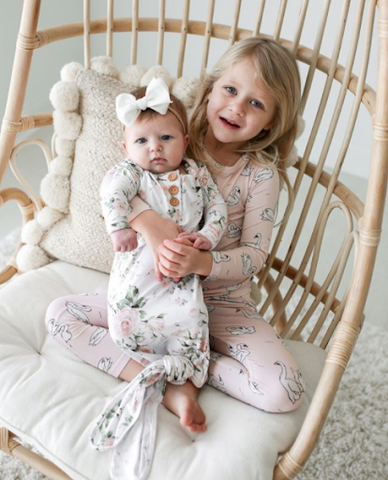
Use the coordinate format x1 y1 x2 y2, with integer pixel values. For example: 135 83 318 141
230 99 245 117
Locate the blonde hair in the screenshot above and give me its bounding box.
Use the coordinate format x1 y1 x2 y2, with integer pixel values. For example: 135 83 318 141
187 37 301 217
123 86 189 135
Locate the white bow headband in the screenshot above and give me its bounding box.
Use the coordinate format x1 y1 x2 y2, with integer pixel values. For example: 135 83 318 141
116 77 186 132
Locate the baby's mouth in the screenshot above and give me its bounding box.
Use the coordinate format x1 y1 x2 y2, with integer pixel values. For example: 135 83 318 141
220 116 240 129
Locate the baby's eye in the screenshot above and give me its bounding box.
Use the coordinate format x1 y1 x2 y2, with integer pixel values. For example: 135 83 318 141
136 137 147 144
251 99 264 109
225 86 237 95
161 134 172 141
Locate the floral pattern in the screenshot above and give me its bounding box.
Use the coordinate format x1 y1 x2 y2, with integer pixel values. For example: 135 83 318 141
93 157 227 480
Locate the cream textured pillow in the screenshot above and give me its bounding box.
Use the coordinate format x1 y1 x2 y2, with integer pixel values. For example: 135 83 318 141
16 59 201 273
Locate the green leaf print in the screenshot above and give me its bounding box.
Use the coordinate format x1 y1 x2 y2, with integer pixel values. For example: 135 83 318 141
133 297 147 308
123 415 134 427
177 275 193 290
117 298 131 310
125 285 148 308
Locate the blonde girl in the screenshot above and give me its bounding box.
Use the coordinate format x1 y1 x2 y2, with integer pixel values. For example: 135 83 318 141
46 37 304 436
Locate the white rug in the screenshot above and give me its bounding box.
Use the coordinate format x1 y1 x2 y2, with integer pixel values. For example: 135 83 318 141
0 229 387 480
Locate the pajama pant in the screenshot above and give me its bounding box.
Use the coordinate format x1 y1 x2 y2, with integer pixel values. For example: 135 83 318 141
46 292 304 413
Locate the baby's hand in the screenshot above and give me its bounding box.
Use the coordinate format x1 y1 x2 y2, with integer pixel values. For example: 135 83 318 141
111 229 138 252
177 232 212 250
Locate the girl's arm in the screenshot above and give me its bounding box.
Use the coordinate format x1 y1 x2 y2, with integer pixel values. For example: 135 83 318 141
158 167 280 282
158 239 213 278
130 210 183 280
195 164 227 249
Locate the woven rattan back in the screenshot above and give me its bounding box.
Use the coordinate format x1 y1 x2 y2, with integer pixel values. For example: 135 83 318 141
79 0 385 349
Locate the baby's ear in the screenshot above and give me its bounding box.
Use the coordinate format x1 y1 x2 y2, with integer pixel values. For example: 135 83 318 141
122 140 128 155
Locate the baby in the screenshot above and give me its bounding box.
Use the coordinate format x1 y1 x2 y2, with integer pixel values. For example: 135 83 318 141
93 77 227 479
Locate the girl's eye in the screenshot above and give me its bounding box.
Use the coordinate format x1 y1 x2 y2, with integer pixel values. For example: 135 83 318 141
251 99 264 109
225 86 237 95
161 134 172 141
136 138 147 144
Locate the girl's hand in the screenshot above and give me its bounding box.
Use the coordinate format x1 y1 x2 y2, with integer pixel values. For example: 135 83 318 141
110 229 138 252
158 237 213 279
130 211 182 280
177 232 213 250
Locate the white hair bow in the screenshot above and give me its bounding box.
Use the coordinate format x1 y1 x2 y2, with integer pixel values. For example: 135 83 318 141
116 77 172 127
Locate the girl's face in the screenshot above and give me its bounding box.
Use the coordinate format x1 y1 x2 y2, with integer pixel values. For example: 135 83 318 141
206 58 277 155
123 112 189 173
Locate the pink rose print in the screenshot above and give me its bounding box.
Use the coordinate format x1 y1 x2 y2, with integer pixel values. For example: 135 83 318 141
175 297 187 306
174 211 182 221
148 318 165 331
200 338 209 353
113 201 126 211
201 176 208 186
189 308 199 318
138 189 147 199
139 346 152 354
112 307 139 339
104 437 115 447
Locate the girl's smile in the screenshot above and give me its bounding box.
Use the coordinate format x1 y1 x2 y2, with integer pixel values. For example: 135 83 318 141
205 58 277 163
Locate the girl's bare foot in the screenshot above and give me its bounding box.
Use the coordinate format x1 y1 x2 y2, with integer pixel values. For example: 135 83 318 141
162 382 207 433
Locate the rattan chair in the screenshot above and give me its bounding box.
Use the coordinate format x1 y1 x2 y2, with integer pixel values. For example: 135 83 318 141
0 1 387 479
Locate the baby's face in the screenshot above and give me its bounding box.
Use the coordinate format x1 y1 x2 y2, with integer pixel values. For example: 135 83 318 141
122 112 189 174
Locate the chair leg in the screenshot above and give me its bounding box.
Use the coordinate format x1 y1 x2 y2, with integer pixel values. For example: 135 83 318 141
0 427 72 480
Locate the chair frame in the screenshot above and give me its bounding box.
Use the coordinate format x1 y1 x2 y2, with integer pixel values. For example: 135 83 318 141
0 1 387 479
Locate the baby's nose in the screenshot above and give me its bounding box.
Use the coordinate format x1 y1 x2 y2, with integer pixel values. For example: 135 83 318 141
150 140 162 151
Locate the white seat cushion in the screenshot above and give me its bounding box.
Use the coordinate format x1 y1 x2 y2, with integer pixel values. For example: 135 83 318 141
0 261 326 480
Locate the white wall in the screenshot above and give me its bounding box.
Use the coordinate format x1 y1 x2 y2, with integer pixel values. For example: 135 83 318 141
0 1 378 180
0 1 84 118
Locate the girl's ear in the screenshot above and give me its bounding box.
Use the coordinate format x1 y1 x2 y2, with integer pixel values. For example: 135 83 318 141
122 140 128 155
263 118 276 131
184 134 190 151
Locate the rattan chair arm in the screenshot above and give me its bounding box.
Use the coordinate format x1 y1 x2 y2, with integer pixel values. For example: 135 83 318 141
2 113 53 134
0 187 36 284
293 161 364 220
273 320 360 479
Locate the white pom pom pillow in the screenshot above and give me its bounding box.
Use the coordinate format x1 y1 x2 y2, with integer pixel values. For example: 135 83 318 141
17 58 201 273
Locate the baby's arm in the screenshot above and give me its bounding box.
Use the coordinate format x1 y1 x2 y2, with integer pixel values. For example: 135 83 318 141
110 229 138 252
100 160 142 247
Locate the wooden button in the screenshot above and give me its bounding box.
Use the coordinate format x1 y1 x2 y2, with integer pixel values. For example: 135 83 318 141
168 173 178 181
169 185 179 195
170 197 180 206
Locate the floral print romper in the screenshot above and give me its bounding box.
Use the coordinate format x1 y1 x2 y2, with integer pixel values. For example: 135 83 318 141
85 157 227 478
102 157 226 377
